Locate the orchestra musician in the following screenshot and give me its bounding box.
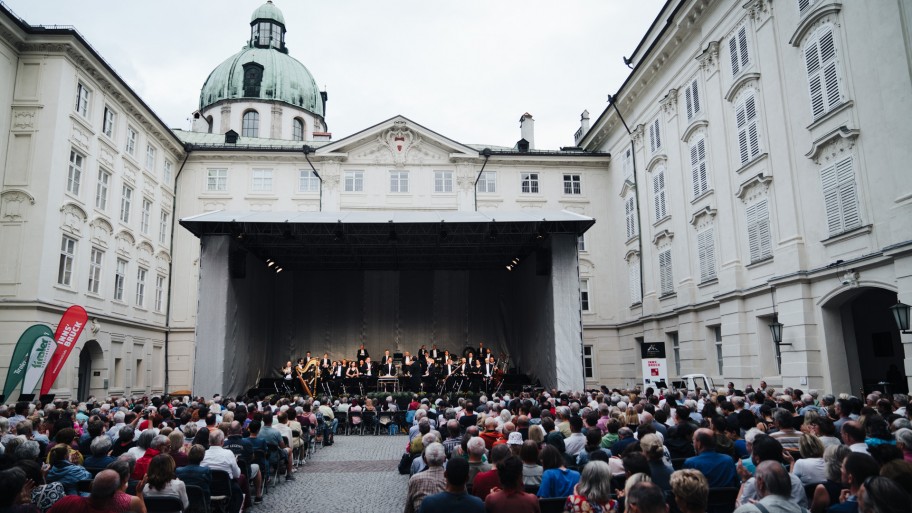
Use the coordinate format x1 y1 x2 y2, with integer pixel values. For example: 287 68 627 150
483 357 496 379
417 344 428 361
380 350 393 365
466 351 477 366
320 353 331 370
442 350 451 365
477 341 485 359
380 358 397 377
420 356 437 391
361 356 377 389
281 361 293 380
403 351 413 367
346 360 360 378
356 343 369 361
429 344 441 361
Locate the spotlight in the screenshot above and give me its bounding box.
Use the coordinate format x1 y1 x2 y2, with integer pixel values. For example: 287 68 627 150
276 267 283 273
512 258 519 265
267 261 274 267
506 265 513 271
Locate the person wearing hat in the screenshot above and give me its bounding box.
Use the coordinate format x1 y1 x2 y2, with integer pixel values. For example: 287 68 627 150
506 432 524 457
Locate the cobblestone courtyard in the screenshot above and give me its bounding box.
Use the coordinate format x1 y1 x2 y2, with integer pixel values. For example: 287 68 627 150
256 433 410 513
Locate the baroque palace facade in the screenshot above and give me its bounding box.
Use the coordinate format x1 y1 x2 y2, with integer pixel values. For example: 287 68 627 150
0 0 910 399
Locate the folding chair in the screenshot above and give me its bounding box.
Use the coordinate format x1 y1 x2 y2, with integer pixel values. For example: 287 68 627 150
539 497 569 513
706 487 739 513
266 443 286 487
253 448 269 495
185 484 209 513
334 411 348 435
291 429 304 466
209 470 233 513
77 479 93 495
144 496 185 513
348 411 363 435
362 410 378 435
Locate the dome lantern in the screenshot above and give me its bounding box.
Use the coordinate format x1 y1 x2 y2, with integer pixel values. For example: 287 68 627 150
250 1 287 53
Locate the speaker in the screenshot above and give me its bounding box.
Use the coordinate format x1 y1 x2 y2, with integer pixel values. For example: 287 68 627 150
229 248 246 279
535 246 551 276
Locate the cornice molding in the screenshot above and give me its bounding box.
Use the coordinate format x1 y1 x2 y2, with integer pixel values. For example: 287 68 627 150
789 2 843 46
805 126 859 163
725 72 762 103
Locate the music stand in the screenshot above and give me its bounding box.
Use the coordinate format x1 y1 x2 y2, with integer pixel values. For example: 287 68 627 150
19 394 35 402
393 352 403 365
39 394 56 404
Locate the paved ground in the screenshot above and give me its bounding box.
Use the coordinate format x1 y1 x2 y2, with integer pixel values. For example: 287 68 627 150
255 432 410 513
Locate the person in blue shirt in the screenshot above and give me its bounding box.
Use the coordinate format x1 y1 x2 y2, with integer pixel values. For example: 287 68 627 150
537 443 580 498
683 428 738 488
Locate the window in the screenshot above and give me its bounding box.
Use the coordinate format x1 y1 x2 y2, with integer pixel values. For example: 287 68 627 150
577 234 587 252
140 199 152 234
390 171 409 193
298 170 319 193
67 149 84 196
103 106 116 137
207 169 227 192
292 118 304 141
746 199 772 262
145 145 156 170
729 24 751 76
114 258 127 301
735 92 761 165
155 275 166 312
251 169 273 192
434 171 453 193
629 257 642 304
671 333 681 375
521 172 539 193
580 278 591 312
697 227 717 282
563 174 582 195
136 267 147 307
684 78 702 121
476 171 496 193
125 126 137 156
344 171 364 192
58 236 77 286
821 155 861 236
690 136 709 197
649 118 662 154
88 248 103 294
119 185 133 224
242 110 259 137
805 26 842 119
95 168 111 211
713 326 723 375
163 160 173 185
659 248 674 295
625 195 638 239
75 82 90 117
652 166 668 221
773 320 783 374
159 211 169 245
583 345 593 379
623 147 634 180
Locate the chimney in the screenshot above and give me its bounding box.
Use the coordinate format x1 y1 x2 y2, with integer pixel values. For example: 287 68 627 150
575 110 590 144
519 113 534 150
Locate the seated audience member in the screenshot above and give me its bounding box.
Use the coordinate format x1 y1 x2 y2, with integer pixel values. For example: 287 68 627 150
669 469 709 513
472 444 509 500
536 443 580 498
893 428 912 463
132 435 168 480
404 442 446 513
826 452 880 513
45 445 92 496
15 460 64 513
734 461 806 513
789 433 826 485
624 481 668 513
83 436 116 470
858 475 911 513
683 428 738 488
176 444 212 498
48 469 146 513
810 444 851 513
640 433 673 491
466 437 491 484
520 440 544 487
565 460 616 513
167 431 188 468
576 430 608 466
484 456 540 513
105 460 146 513
142 454 189 512
417 457 484 513
737 435 808 508
201 430 243 513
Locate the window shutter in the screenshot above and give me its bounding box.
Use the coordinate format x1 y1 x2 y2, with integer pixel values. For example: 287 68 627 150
653 169 667 220
625 196 637 239
836 157 860 231
745 96 760 159
746 199 771 262
738 26 750 69
659 249 673 295
691 79 701 117
736 102 750 164
624 147 633 179
798 0 811 14
697 138 708 193
806 39 825 118
729 34 740 76
698 228 716 281
649 123 657 153
820 163 843 235
690 137 708 197
819 29 841 110
653 119 661 151
684 86 693 120
690 143 701 197
629 259 641 304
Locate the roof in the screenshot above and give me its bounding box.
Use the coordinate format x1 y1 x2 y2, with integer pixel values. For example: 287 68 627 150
180 210 595 271
251 1 285 25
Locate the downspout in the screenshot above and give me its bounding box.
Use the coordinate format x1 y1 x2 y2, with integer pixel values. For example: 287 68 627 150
473 148 493 211
302 145 322 211
608 94 644 304
164 145 192 393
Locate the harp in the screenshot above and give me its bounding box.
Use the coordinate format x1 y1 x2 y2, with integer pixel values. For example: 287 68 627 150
297 358 320 398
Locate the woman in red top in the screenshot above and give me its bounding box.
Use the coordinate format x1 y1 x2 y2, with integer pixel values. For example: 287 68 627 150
485 456 541 513
564 460 617 513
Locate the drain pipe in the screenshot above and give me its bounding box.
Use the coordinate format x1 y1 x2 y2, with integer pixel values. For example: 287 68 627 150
608 94 644 303
302 145 322 211
163 146 192 394
473 148 493 211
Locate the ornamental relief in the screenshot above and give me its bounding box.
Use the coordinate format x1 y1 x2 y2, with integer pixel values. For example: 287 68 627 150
11 108 39 131
736 173 772 204
0 190 35 222
70 124 91 151
137 241 154 265
60 202 88 236
115 231 135 258
90 218 113 248
697 41 720 73
817 136 856 166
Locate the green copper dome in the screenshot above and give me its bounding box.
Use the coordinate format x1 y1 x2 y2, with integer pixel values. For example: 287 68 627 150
251 1 285 24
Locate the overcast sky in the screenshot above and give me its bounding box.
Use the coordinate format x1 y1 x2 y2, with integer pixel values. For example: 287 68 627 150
6 1 663 150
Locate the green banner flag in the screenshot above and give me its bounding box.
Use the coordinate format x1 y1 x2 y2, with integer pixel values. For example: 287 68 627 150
3 324 54 399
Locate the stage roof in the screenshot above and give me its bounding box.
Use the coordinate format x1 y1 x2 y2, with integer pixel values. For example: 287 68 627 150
180 210 595 270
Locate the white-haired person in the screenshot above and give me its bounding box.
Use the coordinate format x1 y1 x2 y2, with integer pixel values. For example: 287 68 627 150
565 460 616 512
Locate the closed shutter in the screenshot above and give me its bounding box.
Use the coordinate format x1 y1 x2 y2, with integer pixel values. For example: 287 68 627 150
698 227 716 281
629 259 641 304
625 195 638 239
649 118 661 153
736 93 761 165
806 26 841 119
624 147 633 179
659 249 674 295
685 79 701 120
821 156 861 236
747 199 772 262
729 25 750 76
729 33 741 76
653 168 667 220
690 136 708 197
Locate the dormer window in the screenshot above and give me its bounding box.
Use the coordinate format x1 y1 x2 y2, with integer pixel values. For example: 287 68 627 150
252 20 285 50
242 62 264 97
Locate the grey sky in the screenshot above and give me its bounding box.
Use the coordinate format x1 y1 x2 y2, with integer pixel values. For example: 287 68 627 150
6 1 663 149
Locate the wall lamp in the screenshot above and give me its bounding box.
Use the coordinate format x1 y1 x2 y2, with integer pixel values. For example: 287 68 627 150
890 301 911 334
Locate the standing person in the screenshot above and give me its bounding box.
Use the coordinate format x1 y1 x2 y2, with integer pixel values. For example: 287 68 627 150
417 457 483 513
537 444 580 498
564 460 616 513
484 456 540 513
357 343 369 362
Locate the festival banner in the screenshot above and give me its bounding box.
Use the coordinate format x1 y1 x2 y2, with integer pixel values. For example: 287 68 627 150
2 324 55 399
40 305 89 395
20 330 57 396
640 342 668 389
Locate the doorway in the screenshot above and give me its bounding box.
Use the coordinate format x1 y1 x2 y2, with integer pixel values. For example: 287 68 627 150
76 340 104 401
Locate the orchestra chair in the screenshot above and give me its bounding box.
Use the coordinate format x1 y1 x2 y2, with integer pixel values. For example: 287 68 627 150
209 469 233 513
144 496 185 513
185 484 208 513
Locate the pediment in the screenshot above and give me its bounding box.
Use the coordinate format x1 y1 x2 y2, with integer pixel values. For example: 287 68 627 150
316 116 479 167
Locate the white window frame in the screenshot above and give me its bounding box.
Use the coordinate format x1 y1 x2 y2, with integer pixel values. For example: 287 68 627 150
58 236 77 286
625 195 638 240
689 135 710 198
577 234 587 252
103 106 116 138
140 198 152 235
67 149 84 196
476 171 496 193
95 168 111 211
242 110 259 138
805 25 842 120
623 147 634 181
434 171 453 193
155 274 166 313
652 166 668 221
671 333 681 375
728 23 751 77
389 171 409 193
735 91 762 165
292 118 304 141
580 278 591 312
648 117 662 154
75 82 90 117
163 160 173 185
659 248 674 295
521 172 539 194
114 258 127 301
88 247 103 295
125 126 137 156
583 345 594 379
207 169 228 192
697 227 717 282
136 267 147 307
251 169 273 192
298 170 319 193
820 155 861 236
746 198 773 263
563 174 582 195
145 144 156 171
119 185 133 224
684 77 702 121
344 171 364 192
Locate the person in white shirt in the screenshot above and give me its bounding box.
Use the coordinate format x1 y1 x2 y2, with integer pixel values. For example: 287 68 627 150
201 430 240 479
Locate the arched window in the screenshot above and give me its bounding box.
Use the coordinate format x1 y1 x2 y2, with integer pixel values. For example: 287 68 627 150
242 110 259 138
292 118 305 141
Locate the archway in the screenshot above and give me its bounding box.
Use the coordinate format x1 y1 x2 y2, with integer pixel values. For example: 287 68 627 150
821 287 907 395
76 340 104 401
